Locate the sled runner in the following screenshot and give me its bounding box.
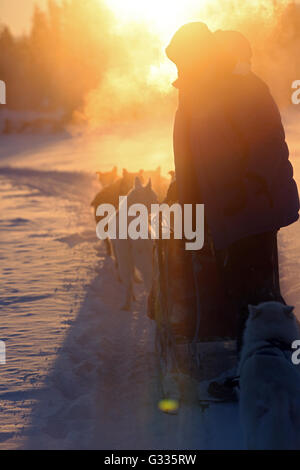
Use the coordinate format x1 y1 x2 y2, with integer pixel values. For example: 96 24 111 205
148 231 238 408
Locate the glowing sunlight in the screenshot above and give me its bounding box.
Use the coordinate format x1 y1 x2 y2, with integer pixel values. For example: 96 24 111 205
105 0 207 40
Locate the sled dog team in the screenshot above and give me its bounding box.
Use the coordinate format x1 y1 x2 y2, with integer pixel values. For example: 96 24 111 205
91 166 173 310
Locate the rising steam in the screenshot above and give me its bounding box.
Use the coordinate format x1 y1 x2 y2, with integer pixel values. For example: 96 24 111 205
77 0 297 131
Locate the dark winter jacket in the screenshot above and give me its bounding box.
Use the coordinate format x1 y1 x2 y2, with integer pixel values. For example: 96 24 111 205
173 72 299 249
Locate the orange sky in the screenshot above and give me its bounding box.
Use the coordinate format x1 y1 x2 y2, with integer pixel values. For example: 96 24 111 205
2 0 298 36
0 0 201 38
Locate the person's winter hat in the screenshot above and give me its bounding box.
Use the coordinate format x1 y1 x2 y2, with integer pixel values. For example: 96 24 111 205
166 22 216 68
214 30 252 74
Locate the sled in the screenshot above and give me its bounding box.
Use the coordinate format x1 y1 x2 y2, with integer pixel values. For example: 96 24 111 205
148 233 238 409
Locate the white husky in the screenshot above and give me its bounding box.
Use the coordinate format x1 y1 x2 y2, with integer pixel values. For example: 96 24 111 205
112 177 158 311
238 301 300 450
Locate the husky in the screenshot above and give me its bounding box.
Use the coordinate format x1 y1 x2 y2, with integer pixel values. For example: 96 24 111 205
238 301 300 450
112 177 158 311
91 169 144 256
145 167 173 203
96 166 118 187
164 171 178 204
143 166 168 202
91 169 145 221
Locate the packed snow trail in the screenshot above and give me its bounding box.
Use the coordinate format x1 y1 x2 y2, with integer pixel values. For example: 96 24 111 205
23 248 243 450
0 158 99 448
0 125 299 449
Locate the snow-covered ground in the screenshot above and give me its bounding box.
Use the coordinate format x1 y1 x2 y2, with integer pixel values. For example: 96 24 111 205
0 119 299 449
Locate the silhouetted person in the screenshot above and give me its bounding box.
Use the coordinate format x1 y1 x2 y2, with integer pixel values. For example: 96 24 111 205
166 23 299 371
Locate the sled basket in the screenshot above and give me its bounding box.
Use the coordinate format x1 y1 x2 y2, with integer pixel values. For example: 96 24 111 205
148 234 237 380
